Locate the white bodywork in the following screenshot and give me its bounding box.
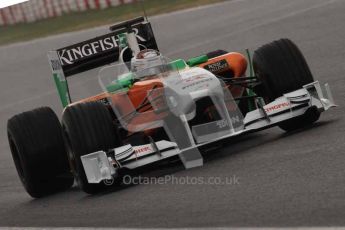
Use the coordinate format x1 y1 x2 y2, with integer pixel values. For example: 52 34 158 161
82 63 336 184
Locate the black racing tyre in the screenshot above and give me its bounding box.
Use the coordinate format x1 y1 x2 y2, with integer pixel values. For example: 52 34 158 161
7 107 74 198
62 102 120 194
278 106 320 132
253 38 320 131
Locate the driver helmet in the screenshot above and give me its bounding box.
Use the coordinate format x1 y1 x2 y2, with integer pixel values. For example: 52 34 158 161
131 49 167 79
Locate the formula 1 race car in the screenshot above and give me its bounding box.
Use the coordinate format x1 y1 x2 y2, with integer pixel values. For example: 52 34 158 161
7 17 336 198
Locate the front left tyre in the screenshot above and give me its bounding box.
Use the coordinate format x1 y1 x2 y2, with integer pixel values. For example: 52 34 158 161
253 38 320 132
7 107 74 198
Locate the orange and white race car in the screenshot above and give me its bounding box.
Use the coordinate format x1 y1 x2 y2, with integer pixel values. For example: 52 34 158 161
7 17 336 198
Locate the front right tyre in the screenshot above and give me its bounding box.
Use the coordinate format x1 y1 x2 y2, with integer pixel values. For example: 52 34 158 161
7 107 74 198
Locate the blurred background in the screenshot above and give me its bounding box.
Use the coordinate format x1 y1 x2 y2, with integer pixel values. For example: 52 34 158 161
0 0 137 26
0 0 223 46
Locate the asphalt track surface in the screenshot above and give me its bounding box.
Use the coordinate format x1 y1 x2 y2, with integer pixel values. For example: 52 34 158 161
0 0 345 228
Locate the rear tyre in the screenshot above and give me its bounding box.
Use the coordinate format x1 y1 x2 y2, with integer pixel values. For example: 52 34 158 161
7 107 73 198
253 38 320 131
62 102 120 194
206 50 228 59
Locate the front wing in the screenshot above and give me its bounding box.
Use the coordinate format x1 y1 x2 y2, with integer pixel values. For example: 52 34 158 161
81 81 336 184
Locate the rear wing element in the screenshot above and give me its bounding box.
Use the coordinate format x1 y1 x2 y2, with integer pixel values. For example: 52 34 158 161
47 17 159 107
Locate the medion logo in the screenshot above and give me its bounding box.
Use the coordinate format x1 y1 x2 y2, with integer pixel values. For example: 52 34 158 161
135 146 152 154
58 28 146 66
265 102 291 113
